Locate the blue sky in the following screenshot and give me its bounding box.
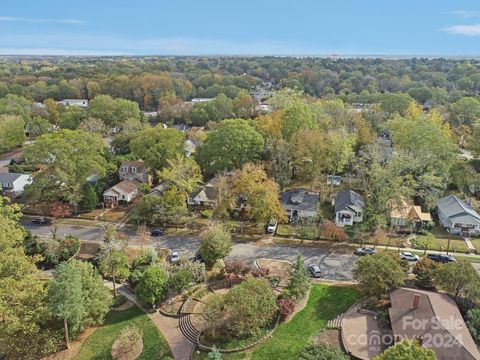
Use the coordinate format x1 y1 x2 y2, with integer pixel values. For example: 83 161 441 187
2 0 480 56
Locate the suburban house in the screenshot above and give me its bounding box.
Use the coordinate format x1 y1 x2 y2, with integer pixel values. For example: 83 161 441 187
437 195 480 236
103 180 139 206
149 181 169 197
102 160 150 207
341 287 480 360
388 197 432 231
58 99 89 108
281 188 319 222
0 172 32 197
388 288 480 360
188 179 219 208
334 190 364 227
119 160 150 184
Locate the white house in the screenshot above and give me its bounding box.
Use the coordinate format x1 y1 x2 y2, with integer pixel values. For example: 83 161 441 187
437 195 480 236
103 180 139 206
58 99 89 108
326 175 342 186
334 190 364 227
0 172 32 197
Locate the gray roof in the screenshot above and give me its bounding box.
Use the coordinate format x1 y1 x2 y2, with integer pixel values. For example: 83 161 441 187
281 189 319 213
335 190 365 213
0 173 24 182
437 195 480 225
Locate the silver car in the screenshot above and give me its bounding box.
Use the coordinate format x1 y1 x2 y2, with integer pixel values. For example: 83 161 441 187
308 264 322 278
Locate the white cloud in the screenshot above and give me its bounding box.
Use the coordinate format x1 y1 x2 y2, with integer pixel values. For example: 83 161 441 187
0 16 84 25
443 24 480 36
453 10 480 18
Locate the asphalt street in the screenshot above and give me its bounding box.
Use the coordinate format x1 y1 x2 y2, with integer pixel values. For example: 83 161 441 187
24 221 357 281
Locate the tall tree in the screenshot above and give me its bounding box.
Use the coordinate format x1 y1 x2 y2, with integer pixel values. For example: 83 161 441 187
286 254 311 300
24 129 107 213
199 223 232 267
0 115 25 152
196 119 264 176
97 225 130 297
435 261 480 301
129 126 185 171
48 262 85 349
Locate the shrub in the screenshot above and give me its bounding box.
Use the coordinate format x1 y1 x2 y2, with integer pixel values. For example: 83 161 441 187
277 298 296 321
200 223 232 267
201 209 213 219
224 260 250 276
250 267 269 278
298 342 349 360
412 257 438 289
320 220 348 242
467 308 480 344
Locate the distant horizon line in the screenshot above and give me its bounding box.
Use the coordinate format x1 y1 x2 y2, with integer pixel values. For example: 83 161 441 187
1 53 480 59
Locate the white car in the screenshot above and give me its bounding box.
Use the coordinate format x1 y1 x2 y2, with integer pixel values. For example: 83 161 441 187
400 252 419 262
170 251 180 263
266 219 278 233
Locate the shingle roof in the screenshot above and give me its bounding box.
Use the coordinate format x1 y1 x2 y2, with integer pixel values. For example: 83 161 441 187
120 160 147 173
107 180 138 195
437 195 480 225
0 173 23 182
389 288 480 360
334 190 364 213
281 188 319 212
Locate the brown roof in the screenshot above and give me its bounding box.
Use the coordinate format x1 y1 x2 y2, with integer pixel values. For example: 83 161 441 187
388 198 432 222
389 288 480 360
111 180 139 194
119 160 147 173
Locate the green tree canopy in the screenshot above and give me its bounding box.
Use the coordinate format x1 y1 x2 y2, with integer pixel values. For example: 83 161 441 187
0 114 25 152
129 126 185 171
196 119 264 176
353 253 406 299
24 129 107 211
374 340 436 360
199 223 232 266
135 265 168 305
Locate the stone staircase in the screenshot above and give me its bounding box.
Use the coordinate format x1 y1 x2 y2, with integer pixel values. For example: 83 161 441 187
327 314 343 328
179 314 200 344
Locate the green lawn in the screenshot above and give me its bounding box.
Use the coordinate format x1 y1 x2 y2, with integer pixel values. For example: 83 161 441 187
410 236 469 253
251 284 360 360
74 304 171 360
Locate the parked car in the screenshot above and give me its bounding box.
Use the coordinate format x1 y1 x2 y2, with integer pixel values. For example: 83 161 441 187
400 252 419 262
427 253 456 263
31 217 49 225
354 247 377 256
266 219 278 233
308 264 322 278
191 252 204 263
150 228 165 236
169 251 180 264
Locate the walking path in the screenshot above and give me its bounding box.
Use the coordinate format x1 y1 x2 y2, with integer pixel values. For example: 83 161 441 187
105 282 194 360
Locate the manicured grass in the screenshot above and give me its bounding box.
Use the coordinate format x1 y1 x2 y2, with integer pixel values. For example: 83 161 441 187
251 284 360 360
470 239 480 251
74 304 171 360
411 236 469 253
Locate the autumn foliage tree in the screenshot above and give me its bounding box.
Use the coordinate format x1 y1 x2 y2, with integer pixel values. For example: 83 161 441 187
320 220 348 242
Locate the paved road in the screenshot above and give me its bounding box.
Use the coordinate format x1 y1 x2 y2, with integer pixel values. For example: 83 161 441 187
25 221 356 281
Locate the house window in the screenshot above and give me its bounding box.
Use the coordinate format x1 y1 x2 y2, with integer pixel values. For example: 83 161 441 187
131 166 137 173
122 166 128 172
121 195 126 200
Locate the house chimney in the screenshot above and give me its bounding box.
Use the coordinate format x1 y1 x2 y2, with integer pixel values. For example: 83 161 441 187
412 293 421 309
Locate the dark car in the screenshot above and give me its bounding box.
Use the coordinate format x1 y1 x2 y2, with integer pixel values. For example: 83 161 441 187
427 253 456 263
354 247 377 256
191 252 204 263
31 217 49 225
150 228 165 236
